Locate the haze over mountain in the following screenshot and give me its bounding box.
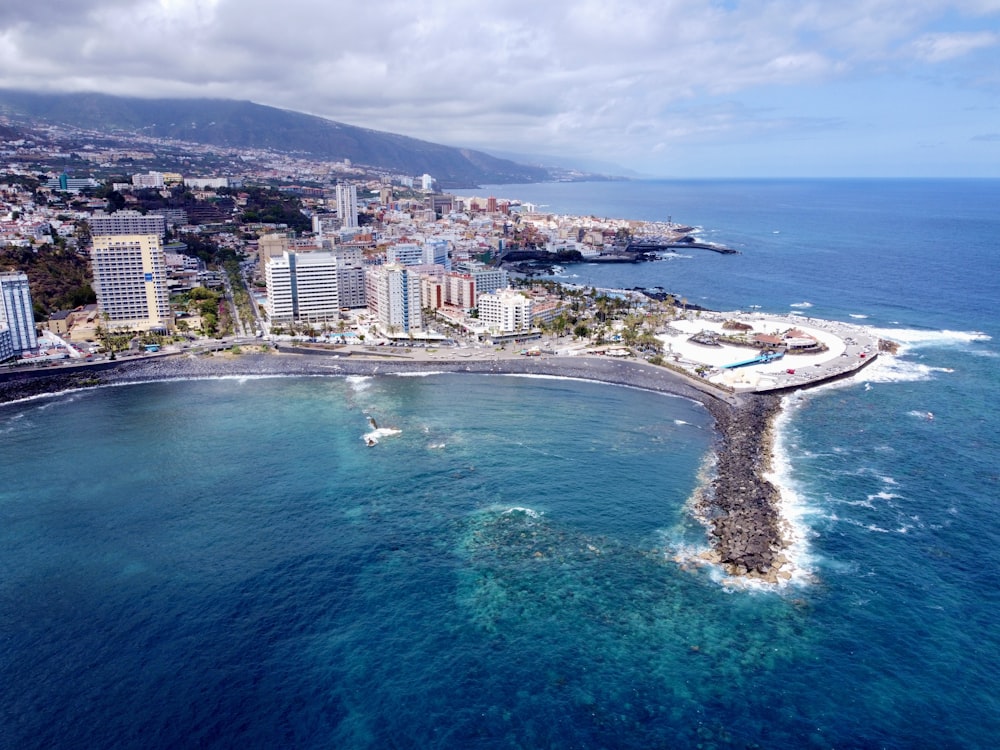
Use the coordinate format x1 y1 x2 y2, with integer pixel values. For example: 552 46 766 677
0 90 558 188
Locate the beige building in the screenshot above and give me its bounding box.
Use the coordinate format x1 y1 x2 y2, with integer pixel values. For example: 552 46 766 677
91 234 173 331
257 233 292 263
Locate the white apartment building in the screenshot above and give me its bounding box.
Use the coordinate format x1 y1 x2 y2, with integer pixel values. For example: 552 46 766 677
365 264 422 334
455 261 510 297
385 243 424 266
184 177 232 189
0 272 37 354
91 234 172 332
478 289 532 334
335 246 367 309
386 241 450 269
88 210 166 238
312 214 339 239
336 184 359 229
423 239 451 270
132 172 165 189
265 251 339 323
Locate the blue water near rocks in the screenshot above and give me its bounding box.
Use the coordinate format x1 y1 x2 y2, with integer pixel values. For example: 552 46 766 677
4 180 1000 748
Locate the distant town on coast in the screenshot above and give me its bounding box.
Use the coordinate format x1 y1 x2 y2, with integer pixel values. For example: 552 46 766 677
0 111 889 401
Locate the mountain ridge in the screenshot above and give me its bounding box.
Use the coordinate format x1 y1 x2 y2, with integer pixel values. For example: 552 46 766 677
0 90 553 188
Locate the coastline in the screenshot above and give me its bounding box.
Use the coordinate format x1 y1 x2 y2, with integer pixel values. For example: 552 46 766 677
0 350 792 584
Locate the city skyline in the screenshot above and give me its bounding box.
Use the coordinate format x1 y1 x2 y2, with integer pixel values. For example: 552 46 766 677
1 1 999 177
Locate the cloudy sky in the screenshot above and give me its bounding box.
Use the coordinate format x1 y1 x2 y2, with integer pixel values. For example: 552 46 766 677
2 0 999 177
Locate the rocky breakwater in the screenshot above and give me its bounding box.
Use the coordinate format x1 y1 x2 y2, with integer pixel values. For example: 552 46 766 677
701 394 790 582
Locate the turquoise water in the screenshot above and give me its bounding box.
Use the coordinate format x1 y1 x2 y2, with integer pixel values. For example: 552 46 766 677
4 180 1000 747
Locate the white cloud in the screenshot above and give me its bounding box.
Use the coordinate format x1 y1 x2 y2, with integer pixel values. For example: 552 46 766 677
0 0 998 174
910 31 999 62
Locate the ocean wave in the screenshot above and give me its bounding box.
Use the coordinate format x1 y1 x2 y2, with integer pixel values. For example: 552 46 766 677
346 375 371 391
789 301 813 309
502 506 541 519
390 371 447 377
849 313 868 319
867 491 902 502
362 426 402 444
759 396 820 586
873 327 992 349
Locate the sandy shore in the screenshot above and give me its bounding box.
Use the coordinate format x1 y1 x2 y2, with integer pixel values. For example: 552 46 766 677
0 349 791 583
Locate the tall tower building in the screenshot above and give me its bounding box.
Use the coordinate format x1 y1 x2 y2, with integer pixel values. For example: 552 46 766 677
0 272 38 355
335 184 359 229
265 251 339 323
90 235 172 332
365 264 422 335
334 246 367 309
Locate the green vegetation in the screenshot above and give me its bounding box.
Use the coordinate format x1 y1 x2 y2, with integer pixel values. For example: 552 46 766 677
0 244 95 318
173 287 227 337
225 260 255 333
237 187 311 233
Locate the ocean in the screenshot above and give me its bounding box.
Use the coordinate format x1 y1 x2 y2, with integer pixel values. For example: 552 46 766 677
3 179 999 748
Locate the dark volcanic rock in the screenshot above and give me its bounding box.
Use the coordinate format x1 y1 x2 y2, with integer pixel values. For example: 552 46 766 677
702 394 784 575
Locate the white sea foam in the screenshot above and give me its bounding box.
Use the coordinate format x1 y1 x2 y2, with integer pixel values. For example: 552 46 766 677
867 491 902 503
849 314 868 319
362 426 402 444
346 375 371 392
789 301 813 309
502 506 541 519
760 395 820 586
873 327 991 350
390 371 447 378
857 354 955 384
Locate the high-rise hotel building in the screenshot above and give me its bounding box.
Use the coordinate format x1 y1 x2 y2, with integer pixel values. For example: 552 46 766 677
365 264 422 335
335 184 359 229
265 251 340 324
88 212 172 332
0 272 38 355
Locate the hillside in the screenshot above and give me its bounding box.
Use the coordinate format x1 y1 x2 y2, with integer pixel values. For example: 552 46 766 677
0 245 95 318
0 90 551 188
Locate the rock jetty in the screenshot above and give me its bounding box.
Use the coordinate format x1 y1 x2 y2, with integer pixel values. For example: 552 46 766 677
701 394 787 580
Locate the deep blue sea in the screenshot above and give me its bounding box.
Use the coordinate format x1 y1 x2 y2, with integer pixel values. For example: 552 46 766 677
3 180 999 748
